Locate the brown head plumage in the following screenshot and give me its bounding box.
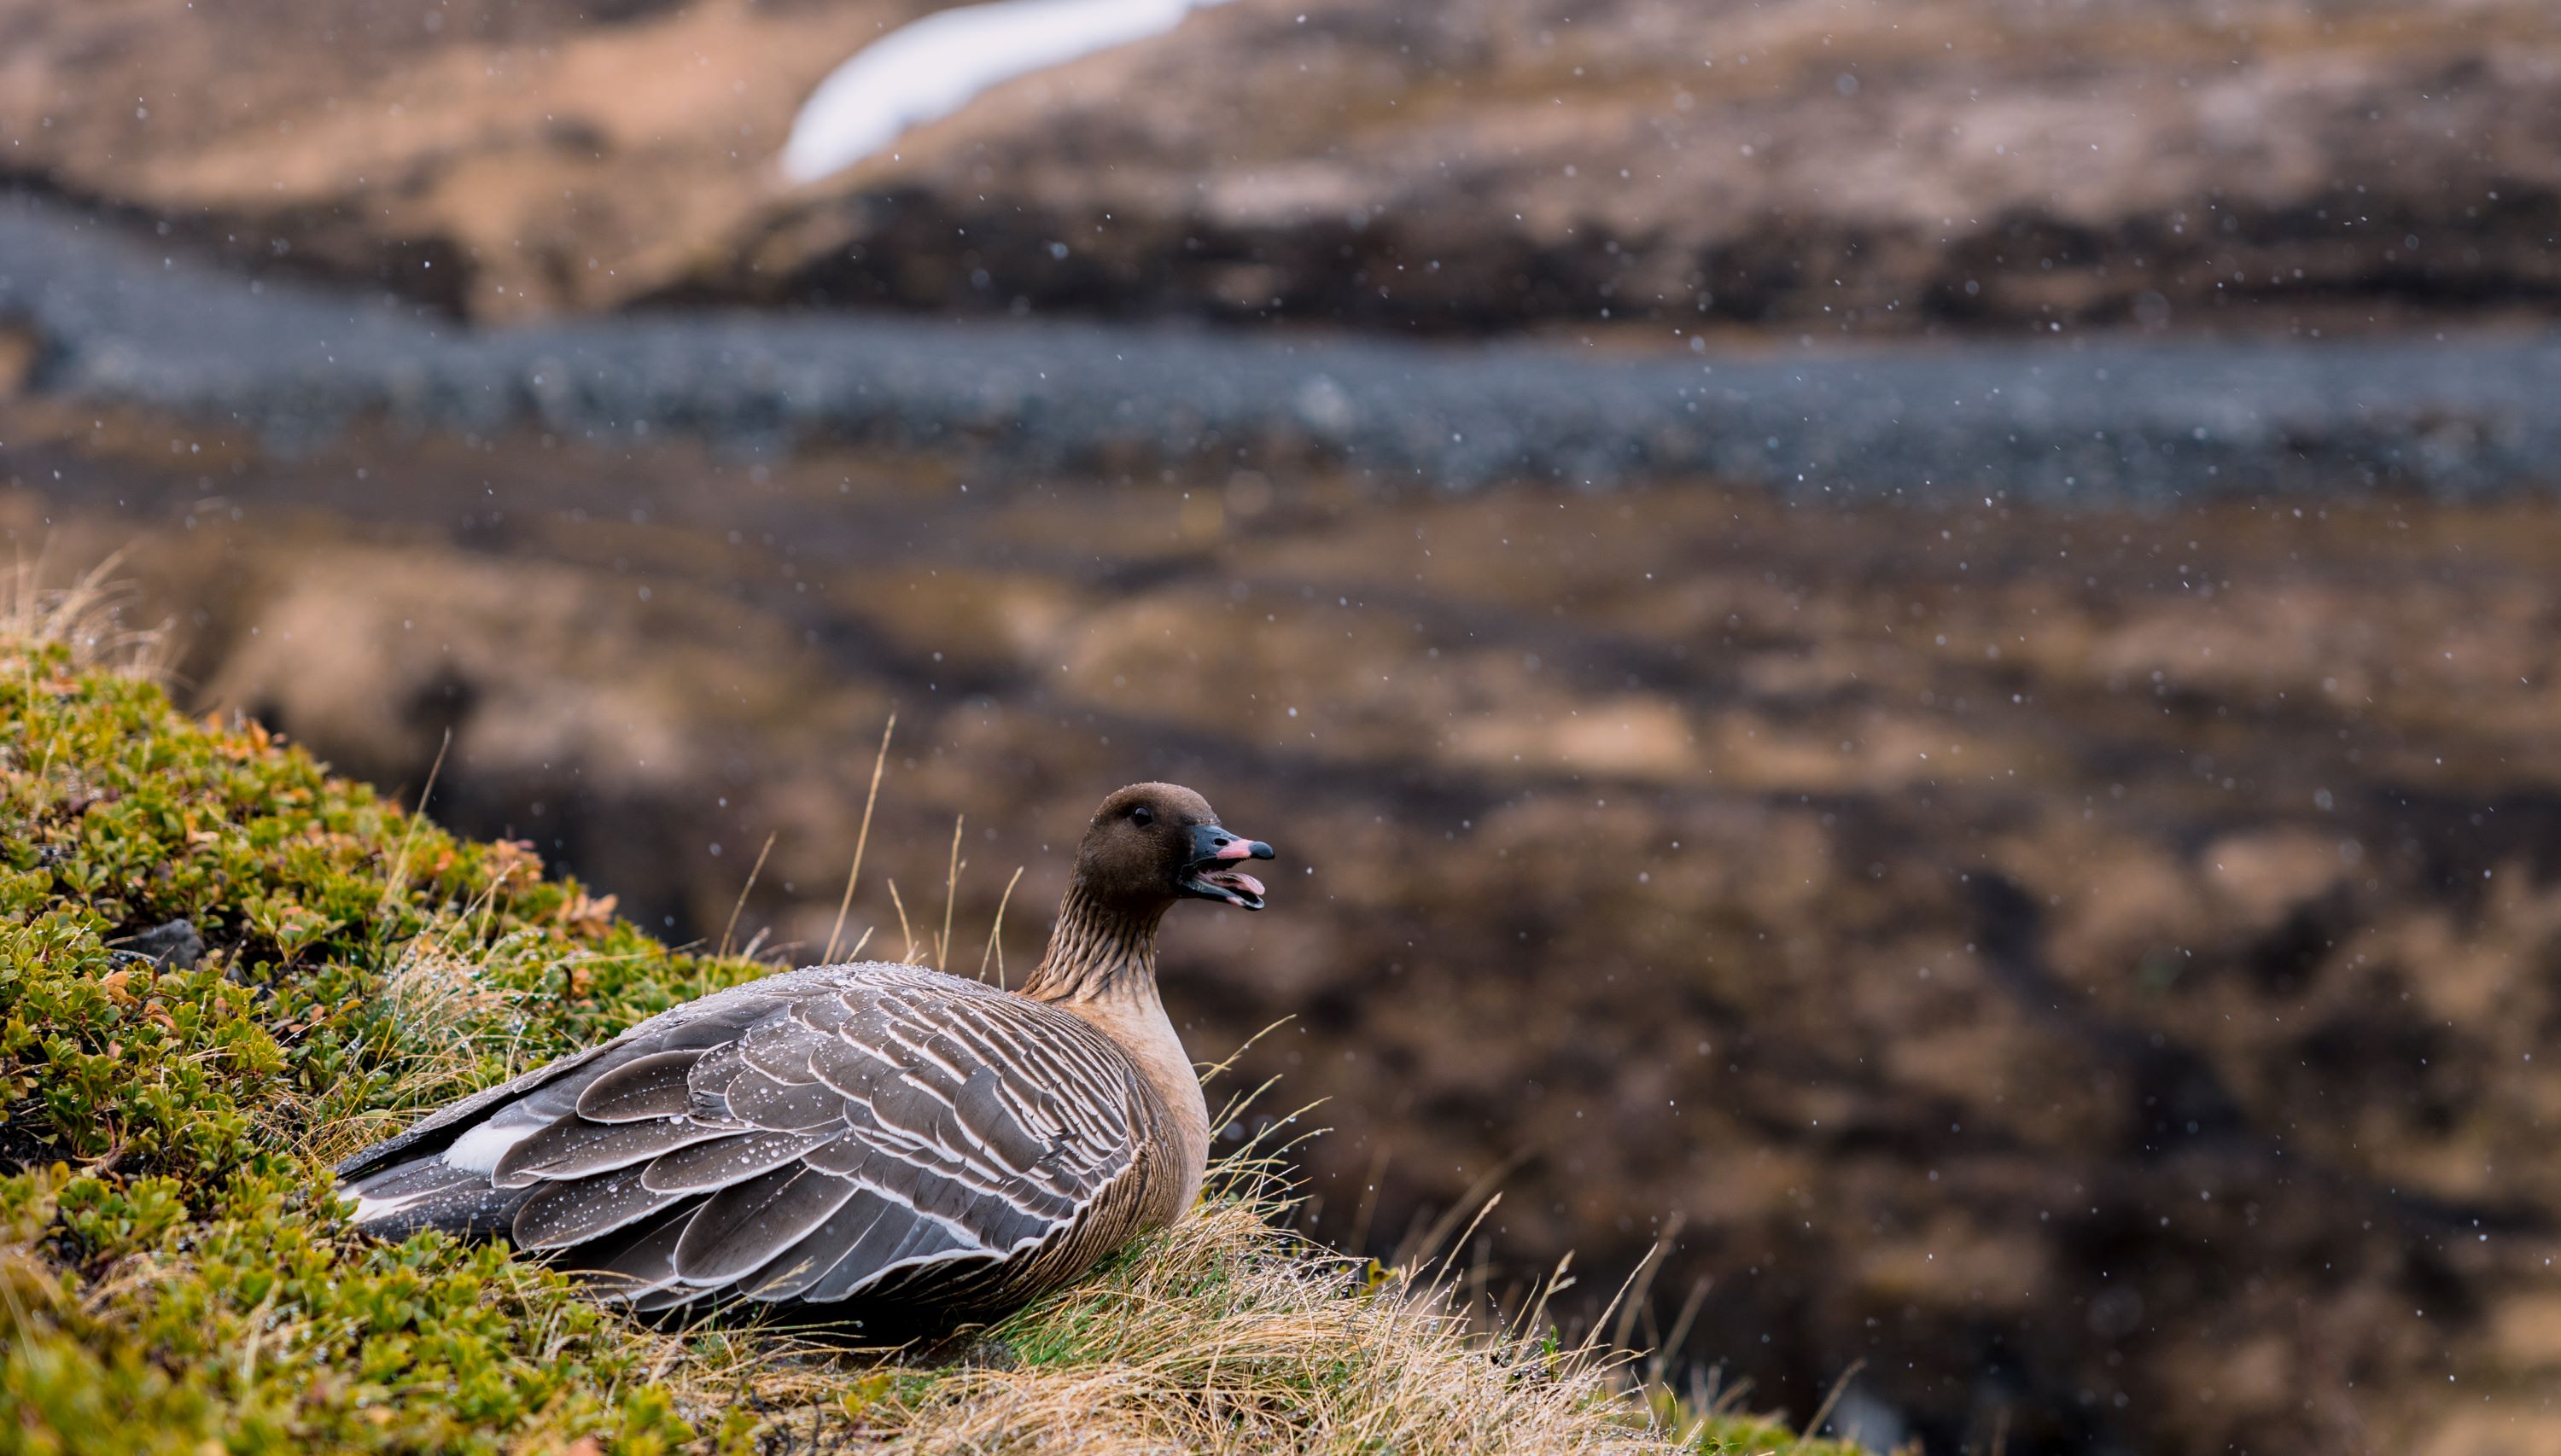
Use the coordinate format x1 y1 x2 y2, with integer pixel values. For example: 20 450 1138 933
1072 783 1275 914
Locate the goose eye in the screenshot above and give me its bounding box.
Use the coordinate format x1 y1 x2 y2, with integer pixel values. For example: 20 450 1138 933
1129 806 1154 827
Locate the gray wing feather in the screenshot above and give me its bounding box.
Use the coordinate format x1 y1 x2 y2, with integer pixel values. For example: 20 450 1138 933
639 1127 838 1194
576 1050 703 1122
338 962 1152 1313
800 1193 914 1302
514 1166 690 1249
674 1163 864 1286
335 1039 621 1182
493 1115 737 1188
725 1069 850 1130
737 1193 890 1302
739 1016 834 1080
806 1200 970 1305
685 1040 751 1117
560 1206 692 1300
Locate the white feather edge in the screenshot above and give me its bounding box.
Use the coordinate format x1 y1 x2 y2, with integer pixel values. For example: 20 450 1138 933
442 1115 547 1175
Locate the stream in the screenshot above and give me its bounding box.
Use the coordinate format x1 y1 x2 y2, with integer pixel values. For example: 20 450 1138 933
6 191 2557 502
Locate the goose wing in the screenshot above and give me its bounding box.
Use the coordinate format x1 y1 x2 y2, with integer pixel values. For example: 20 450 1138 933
337 963 1148 1311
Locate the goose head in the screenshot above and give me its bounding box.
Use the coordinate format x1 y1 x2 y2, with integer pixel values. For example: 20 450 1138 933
1076 783 1275 913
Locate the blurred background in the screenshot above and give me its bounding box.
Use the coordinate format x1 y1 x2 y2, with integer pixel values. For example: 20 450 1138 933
4 2 2559 1451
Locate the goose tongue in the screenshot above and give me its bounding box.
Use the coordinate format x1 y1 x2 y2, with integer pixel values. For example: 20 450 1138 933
1181 824 1275 910
1181 864 1268 910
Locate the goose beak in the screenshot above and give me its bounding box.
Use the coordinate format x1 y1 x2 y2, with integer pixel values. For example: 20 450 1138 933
1181 824 1275 910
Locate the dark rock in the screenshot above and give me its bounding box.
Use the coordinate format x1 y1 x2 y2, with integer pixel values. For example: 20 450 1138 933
111 917 204 971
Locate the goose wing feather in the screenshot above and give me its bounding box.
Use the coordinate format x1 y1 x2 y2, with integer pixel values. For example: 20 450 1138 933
339 962 1149 1312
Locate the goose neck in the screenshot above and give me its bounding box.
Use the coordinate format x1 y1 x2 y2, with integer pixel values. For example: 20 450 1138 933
1022 880 1166 1004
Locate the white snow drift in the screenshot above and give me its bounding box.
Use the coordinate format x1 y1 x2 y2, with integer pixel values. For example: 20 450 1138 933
781 0 1239 185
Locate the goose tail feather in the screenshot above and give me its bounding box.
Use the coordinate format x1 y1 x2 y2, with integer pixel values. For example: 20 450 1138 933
341 1153 535 1239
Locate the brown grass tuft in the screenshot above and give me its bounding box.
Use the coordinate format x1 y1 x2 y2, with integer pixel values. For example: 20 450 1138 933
377 931 533 1099
649 1162 1688 1455
0 551 170 681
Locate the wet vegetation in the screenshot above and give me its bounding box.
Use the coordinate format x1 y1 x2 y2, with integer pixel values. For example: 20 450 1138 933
0 590 1857 1453
8 396 2561 1452
4 2 2558 1450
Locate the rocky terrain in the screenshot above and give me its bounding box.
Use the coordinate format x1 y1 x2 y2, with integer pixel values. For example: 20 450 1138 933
9 387 2561 1453
3 0 2557 332
5 3 2560 1449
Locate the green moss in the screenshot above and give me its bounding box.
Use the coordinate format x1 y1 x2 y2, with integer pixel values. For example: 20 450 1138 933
0 641 729 1453
0 638 1857 1453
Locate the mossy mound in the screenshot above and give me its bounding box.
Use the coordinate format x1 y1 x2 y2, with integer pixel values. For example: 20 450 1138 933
0 632 1850 1454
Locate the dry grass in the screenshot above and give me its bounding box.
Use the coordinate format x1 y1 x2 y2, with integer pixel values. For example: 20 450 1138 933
645 1161 1699 1456
616 734 1718 1453
0 551 170 682
376 928 535 1102
0 557 1852 1455
637 734 1699 1450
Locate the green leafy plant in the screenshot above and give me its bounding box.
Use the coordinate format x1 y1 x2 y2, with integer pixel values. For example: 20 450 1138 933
0 603 1862 1454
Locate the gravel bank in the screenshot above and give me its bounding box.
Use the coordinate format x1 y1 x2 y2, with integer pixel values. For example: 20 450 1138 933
6 195 2557 500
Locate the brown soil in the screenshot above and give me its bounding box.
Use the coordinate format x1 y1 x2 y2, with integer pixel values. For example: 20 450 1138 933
7 395 2561 1453
5 1 2557 334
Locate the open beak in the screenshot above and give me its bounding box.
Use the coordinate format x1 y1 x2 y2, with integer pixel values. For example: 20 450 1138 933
1181 824 1275 911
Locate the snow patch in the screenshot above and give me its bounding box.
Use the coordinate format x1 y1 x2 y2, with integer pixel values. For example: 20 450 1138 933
781 0 1237 184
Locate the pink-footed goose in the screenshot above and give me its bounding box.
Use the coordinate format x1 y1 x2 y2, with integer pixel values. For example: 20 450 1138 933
336 783 1274 1325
